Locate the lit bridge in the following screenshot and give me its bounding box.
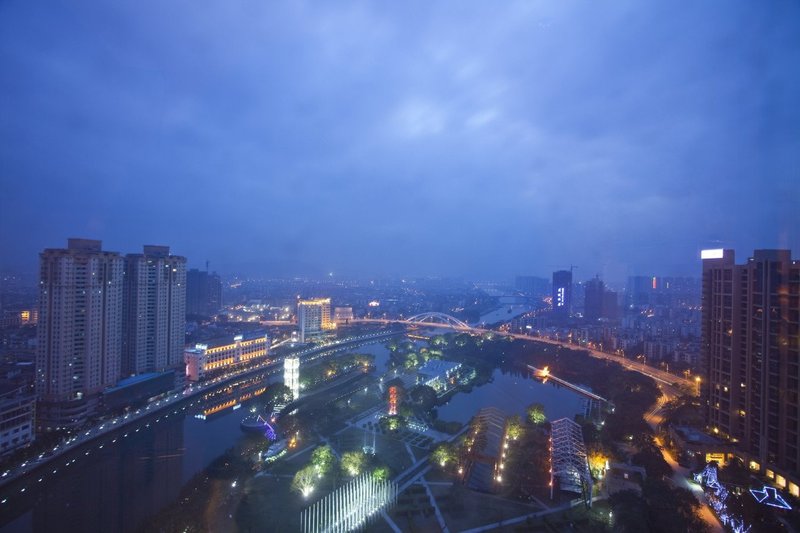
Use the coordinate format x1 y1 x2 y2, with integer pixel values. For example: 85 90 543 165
403 312 470 329
528 365 608 403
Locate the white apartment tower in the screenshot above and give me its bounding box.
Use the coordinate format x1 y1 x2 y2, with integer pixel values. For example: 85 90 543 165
36 239 124 430
297 297 333 342
122 246 187 376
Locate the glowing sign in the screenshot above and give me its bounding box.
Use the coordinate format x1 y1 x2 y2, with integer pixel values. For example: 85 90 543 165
556 287 565 307
701 249 725 260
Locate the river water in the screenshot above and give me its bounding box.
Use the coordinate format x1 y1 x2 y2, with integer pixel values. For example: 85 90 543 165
0 338 585 532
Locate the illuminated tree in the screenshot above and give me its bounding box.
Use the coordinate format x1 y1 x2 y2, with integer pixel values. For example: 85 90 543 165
404 352 419 369
586 444 609 477
431 443 456 468
311 444 336 476
341 451 367 477
527 402 546 425
291 465 317 498
430 335 448 347
372 465 390 482
506 415 524 441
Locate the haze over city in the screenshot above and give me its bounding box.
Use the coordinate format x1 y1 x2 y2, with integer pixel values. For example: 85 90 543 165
2 1 798 281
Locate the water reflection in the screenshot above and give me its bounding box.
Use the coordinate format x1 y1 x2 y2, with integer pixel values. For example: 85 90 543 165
437 367 586 423
1 374 280 533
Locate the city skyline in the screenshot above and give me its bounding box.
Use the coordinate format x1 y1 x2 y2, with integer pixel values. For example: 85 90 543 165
2 1 799 280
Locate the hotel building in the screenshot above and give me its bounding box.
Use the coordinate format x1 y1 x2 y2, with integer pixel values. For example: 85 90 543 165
184 331 270 381
297 298 334 342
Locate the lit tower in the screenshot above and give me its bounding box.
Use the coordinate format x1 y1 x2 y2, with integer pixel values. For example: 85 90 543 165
388 386 398 416
284 356 300 400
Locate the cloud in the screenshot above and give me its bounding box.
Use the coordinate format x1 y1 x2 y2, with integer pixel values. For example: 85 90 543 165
0 0 798 279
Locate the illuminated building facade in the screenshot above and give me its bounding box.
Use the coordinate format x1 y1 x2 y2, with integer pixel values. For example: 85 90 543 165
297 298 334 342
122 246 186 377
184 331 269 381
702 249 800 495
284 356 300 400
552 270 572 319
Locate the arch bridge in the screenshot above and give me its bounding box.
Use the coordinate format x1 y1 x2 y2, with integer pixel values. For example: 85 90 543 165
404 312 470 329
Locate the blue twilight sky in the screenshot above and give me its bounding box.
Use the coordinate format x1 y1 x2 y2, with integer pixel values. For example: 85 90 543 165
1 1 798 282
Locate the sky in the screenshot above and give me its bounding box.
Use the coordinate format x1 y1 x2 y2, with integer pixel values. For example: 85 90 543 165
1 1 799 282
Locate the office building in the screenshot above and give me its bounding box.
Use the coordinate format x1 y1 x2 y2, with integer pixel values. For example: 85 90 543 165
186 269 222 317
552 270 573 319
122 246 186 377
184 331 269 381
36 239 124 430
702 248 800 493
297 298 334 342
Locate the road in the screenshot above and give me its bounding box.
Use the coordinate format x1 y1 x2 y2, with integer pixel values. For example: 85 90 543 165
645 398 724 533
0 329 402 490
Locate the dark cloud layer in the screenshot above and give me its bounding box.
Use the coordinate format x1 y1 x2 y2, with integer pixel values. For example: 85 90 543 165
1 1 798 281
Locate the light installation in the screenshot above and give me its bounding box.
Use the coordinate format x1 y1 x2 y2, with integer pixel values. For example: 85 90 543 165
264 420 277 441
388 386 398 416
750 486 792 510
284 356 300 400
694 463 751 533
300 472 397 533
549 418 593 508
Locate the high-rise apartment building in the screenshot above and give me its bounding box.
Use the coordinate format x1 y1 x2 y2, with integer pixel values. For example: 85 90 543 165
584 277 605 320
702 249 800 492
297 298 333 342
122 246 186 377
36 239 124 430
552 270 573 320
186 269 222 317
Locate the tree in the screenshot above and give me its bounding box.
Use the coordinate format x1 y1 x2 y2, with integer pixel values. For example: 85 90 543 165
431 335 448 347
632 445 672 480
506 415 524 441
310 445 336 476
608 490 649 532
267 384 293 405
408 385 437 412
291 466 317 498
341 451 367 477
642 478 707 532
431 443 455 468
527 403 546 425
372 465 390 481
404 352 419 369
586 444 610 477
